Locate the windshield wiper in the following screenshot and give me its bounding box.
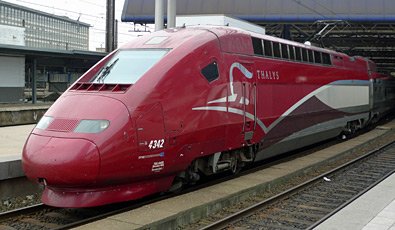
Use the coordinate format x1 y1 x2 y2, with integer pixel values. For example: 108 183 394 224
95 58 119 83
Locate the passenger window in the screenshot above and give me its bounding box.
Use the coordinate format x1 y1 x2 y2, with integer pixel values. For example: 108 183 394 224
295 47 302 61
252 37 263 56
307 50 314 63
322 53 332 65
201 62 219 83
314 51 322 64
289 46 295 60
302 48 308 62
273 42 281 58
264 40 273 57
281 44 289 59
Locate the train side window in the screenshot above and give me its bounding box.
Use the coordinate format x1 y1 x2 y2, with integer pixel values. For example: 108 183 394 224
307 50 314 63
295 47 302 61
281 44 289 59
273 42 281 58
302 48 308 62
314 51 322 64
201 62 219 83
252 37 263 56
263 40 273 57
289 46 295 60
322 53 331 65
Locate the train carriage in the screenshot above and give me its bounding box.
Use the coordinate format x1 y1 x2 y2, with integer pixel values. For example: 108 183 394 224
22 26 395 207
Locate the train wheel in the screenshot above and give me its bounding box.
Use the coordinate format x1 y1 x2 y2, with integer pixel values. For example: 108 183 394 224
230 156 241 174
169 176 184 193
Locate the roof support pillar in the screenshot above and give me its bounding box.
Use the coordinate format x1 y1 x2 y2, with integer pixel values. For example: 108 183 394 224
32 59 37 104
167 0 176 28
155 0 164 31
114 19 118 50
281 24 292 40
106 0 115 52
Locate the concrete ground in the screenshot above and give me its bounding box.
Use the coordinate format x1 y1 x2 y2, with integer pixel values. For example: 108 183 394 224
0 124 35 161
0 124 35 180
316 173 395 230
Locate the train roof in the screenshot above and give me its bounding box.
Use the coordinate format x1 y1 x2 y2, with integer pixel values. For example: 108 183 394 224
120 27 213 49
120 25 356 61
209 25 348 58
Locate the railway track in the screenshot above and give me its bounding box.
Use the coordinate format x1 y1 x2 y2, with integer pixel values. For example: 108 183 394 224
0 137 341 229
0 201 135 229
0 126 390 229
200 141 395 230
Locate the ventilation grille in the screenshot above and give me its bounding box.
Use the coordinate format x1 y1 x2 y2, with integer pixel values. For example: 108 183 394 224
70 83 131 93
47 119 80 132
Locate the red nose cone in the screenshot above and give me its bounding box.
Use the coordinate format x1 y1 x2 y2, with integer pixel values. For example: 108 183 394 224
22 134 100 186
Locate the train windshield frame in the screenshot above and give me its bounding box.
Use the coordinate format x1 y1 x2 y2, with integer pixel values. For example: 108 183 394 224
91 49 169 84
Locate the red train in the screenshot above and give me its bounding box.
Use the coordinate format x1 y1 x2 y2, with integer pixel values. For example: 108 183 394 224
22 26 395 207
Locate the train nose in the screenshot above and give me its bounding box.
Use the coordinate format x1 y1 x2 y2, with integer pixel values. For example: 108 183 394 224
22 134 100 186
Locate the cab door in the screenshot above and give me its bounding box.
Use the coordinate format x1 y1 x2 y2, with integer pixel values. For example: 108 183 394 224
135 103 167 175
227 60 257 143
241 73 257 142
240 61 257 142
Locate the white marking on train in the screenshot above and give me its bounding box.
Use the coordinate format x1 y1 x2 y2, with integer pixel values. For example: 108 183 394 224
193 79 370 134
152 161 165 172
208 62 252 105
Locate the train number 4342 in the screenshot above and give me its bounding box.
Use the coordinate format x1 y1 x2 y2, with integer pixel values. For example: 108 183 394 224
148 139 164 149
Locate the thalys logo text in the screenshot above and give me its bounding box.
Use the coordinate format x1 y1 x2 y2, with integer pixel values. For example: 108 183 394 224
256 70 280 80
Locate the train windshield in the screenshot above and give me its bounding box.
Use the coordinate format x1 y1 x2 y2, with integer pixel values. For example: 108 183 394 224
91 49 169 84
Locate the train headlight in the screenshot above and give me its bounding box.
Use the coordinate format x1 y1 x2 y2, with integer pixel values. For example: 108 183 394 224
36 116 54 130
74 120 110 133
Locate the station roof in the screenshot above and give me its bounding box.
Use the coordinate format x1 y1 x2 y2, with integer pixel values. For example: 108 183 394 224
0 44 105 59
122 0 395 73
0 44 105 72
122 0 395 23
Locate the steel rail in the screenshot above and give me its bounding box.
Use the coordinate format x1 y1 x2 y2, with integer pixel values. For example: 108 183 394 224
200 140 395 230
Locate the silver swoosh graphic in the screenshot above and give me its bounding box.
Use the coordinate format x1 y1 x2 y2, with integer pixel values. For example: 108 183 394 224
193 84 332 134
192 106 268 132
208 62 253 104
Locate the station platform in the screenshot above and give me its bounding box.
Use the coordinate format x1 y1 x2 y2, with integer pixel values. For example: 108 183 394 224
0 124 42 198
0 103 48 180
0 103 50 126
0 124 34 180
316 172 395 230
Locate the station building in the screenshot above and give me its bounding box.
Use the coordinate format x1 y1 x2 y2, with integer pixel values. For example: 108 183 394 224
0 0 104 103
0 1 89 50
